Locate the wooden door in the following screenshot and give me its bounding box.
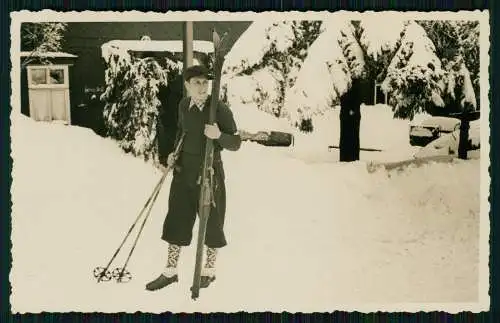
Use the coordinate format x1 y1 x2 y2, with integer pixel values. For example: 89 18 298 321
28 89 51 121
50 89 68 121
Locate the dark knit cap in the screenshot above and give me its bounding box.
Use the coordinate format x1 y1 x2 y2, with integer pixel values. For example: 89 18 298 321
183 65 213 81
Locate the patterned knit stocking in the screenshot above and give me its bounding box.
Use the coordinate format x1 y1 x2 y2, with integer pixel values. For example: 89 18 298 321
202 247 217 277
163 243 181 277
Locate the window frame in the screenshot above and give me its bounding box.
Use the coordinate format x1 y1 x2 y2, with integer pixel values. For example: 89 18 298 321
27 65 69 89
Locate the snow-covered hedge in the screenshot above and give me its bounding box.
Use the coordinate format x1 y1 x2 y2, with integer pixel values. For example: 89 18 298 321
100 51 170 163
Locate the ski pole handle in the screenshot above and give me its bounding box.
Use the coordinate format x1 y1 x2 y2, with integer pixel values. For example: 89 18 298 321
161 132 186 172
173 132 186 155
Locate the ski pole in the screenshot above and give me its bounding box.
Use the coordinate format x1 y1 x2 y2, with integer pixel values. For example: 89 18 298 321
113 134 186 282
94 133 186 283
94 173 167 282
113 171 168 282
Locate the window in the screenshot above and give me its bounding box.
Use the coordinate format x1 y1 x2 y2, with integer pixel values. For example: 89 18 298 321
49 69 65 84
31 68 47 85
27 65 68 88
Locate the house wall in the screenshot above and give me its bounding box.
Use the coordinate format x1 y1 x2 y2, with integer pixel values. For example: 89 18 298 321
20 21 252 129
59 21 251 127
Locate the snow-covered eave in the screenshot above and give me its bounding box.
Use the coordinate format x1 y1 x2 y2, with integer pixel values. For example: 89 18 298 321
101 40 214 59
20 51 78 58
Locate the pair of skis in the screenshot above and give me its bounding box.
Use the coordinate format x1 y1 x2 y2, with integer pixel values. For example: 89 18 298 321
93 133 185 284
191 29 228 300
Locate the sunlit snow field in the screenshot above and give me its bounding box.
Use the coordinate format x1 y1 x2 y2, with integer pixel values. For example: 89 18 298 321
10 102 484 313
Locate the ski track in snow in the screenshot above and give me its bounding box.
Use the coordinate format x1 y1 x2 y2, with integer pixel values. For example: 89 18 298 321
10 111 480 313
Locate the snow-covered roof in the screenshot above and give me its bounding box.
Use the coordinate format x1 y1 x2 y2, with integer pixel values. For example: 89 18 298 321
101 40 214 58
20 51 78 58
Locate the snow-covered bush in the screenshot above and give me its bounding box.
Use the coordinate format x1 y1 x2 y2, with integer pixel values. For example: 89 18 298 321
100 51 168 163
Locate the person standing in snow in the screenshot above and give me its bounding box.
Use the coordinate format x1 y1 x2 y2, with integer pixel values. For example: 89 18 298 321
146 65 241 291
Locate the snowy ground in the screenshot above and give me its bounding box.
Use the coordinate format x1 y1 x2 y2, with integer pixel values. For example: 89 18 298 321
10 105 486 313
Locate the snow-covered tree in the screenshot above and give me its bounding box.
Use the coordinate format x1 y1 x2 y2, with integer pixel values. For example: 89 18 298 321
417 20 479 112
100 49 169 163
221 19 322 123
416 20 479 160
21 22 67 67
284 16 451 161
283 19 354 129
380 21 446 120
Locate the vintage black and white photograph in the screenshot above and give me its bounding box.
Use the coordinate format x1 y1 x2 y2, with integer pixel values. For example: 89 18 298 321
9 10 490 313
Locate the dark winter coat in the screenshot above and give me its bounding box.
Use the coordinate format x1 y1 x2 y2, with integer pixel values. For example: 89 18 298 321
161 95 241 248
172 95 241 182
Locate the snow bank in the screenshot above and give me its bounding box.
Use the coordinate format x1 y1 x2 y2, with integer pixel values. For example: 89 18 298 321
230 100 293 134
415 120 481 159
10 111 482 313
225 137 481 310
285 104 422 163
11 114 163 312
230 102 429 164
